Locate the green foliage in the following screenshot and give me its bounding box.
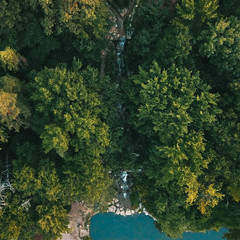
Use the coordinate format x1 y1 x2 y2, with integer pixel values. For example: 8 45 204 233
0 0 21 48
125 0 173 72
125 62 222 218
36 204 68 238
41 124 69 157
0 75 31 131
176 0 219 23
198 16 240 78
1 0 240 238
0 125 8 148
208 73 240 204
34 0 108 37
1 141 70 240
0 0 109 69
124 1 240 236
30 60 109 157
155 20 193 68
219 0 240 17
131 62 220 138
29 60 116 212
0 193 32 240
0 47 20 72
156 209 192 238
224 229 240 240
113 0 132 8
63 154 114 208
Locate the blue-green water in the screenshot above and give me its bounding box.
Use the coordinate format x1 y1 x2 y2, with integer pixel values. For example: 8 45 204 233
90 213 228 240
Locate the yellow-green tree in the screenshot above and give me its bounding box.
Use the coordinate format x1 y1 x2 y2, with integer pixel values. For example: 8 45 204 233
125 62 222 228
30 59 109 157
0 75 30 131
0 47 20 72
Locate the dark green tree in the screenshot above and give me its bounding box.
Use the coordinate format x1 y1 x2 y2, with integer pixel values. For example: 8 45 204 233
0 0 110 69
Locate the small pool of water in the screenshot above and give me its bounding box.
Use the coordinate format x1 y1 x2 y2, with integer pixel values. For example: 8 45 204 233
90 213 228 240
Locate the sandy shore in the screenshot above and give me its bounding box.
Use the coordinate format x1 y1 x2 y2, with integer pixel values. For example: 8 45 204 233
58 201 93 240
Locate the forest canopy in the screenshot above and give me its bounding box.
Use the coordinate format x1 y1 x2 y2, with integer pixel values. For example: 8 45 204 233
0 0 240 239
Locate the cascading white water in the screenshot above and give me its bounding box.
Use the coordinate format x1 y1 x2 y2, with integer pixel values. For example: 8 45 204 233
120 171 128 199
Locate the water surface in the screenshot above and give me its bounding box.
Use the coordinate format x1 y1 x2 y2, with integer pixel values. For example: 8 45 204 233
90 213 227 240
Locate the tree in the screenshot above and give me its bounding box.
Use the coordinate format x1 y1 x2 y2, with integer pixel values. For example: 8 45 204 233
62 154 114 208
0 47 20 72
29 59 116 208
30 59 109 157
155 19 193 69
176 0 219 23
0 0 109 69
1 0 240 238
219 0 240 17
0 126 7 149
224 229 240 240
198 16 240 81
0 47 30 132
0 141 70 240
125 0 175 72
0 75 30 131
208 72 240 204
124 62 222 220
0 193 32 240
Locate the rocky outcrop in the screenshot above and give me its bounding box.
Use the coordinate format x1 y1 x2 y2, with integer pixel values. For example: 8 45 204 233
107 197 152 217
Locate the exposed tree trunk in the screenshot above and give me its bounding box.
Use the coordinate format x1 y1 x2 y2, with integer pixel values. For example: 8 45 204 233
104 0 137 38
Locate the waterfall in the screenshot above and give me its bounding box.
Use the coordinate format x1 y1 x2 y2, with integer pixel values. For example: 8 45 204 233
120 171 128 199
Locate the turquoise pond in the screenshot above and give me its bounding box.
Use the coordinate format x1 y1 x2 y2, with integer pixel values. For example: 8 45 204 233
90 213 228 240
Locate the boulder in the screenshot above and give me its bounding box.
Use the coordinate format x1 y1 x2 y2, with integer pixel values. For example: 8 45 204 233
115 209 121 215
108 206 116 212
125 210 131 216
121 211 126 216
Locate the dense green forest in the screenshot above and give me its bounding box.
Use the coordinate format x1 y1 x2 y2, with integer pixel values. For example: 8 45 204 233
0 0 240 239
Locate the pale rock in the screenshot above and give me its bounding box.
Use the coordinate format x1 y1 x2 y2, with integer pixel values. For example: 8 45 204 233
115 209 121 215
121 211 126 216
108 206 116 212
80 229 89 237
125 210 131 215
